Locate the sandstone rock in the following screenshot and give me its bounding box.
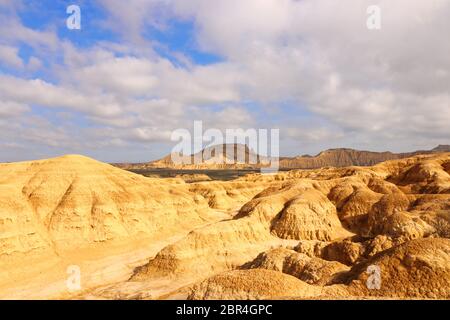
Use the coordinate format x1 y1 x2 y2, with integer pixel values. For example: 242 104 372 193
294 240 328 257
132 153 450 299
345 238 450 299
271 189 350 241
187 269 321 300
322 239 365 266
243 248 349 285
0 155 213 254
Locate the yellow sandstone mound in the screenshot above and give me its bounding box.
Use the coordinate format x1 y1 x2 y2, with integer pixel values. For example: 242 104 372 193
344 238 450 299
0 155 213 255
187 269 322 300
242 248 349 285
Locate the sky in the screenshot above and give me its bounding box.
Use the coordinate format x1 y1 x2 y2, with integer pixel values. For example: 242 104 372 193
0 0 449 162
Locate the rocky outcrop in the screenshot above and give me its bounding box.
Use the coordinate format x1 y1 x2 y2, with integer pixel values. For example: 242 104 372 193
344 238 450 299
242 248 349 285
187 269 322 300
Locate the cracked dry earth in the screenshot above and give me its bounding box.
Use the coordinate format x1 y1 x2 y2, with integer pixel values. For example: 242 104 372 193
0 153 449 299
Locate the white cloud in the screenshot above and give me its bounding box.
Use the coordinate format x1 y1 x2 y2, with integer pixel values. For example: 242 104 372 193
0 0 449 161
0 75 123 117
0 15 58 50
0 101 30 117
158 0 450 145
0 44 24 68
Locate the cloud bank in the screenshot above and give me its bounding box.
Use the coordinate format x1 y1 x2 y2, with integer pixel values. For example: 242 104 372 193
0 0 448 162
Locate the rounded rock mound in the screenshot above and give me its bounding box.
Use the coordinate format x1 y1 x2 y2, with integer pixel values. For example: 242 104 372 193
345 238 450 299
187 269 321 300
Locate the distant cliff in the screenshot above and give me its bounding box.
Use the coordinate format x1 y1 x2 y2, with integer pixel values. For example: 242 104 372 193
113 144 450 170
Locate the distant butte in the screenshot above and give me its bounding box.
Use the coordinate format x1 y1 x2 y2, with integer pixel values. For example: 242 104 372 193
113 144 450 170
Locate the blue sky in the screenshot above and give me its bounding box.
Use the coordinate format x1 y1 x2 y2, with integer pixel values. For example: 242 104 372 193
0 0 448 162
10 1 220 76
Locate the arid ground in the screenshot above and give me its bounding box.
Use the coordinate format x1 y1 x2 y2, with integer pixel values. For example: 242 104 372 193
0 151 449 300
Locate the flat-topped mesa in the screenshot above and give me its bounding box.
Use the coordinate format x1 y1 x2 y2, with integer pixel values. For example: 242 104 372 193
432 145 450 152
281 148 400 169
147 143 271 169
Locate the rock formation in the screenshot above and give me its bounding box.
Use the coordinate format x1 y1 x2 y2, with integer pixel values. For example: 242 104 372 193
0 152 449 299
132 152 450 300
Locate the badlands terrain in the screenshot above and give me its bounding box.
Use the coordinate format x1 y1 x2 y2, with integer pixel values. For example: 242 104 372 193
0 151 449 299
